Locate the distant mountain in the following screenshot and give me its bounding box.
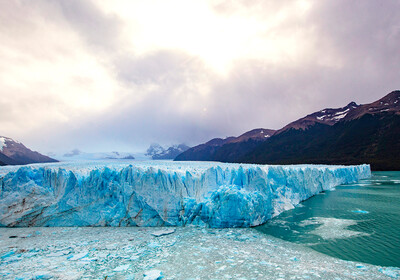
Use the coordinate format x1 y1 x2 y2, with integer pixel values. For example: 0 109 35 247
145 144 165 158
56 150 136 161
175 129 275 161
146 143 190 160
176 90 400 170
0 136 58 165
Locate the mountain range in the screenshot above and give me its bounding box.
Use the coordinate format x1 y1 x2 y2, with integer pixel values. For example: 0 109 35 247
0 136 57 166
146 143 190 160
58 149 136 161
175 90 400 170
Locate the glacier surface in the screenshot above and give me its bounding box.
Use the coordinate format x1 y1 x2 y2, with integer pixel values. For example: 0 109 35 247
0 161 371 228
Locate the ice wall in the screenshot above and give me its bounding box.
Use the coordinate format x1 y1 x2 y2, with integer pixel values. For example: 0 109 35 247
0 161 371 228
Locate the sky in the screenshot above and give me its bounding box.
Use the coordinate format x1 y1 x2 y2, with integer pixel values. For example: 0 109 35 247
1 0 400 154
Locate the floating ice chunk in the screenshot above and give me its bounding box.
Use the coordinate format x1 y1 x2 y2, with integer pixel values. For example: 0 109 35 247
378 267 400 278
148 242 161 248
68 251 89 261
114 264 130 272
356 264 367 270
143 269 163 280
97 252 109 258
1 250 15 259
47 251 66 257
151 228 175 237
351 210 369 214
32 272 53 279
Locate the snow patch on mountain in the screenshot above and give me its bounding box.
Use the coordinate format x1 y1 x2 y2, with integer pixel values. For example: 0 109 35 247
146 143 190 160
0 137 6 151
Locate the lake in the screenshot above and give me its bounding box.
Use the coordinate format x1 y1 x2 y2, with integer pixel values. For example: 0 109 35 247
256 171 400 267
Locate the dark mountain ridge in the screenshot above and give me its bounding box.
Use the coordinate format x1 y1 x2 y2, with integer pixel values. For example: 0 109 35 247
276 101 360 134
175 129 275 161
176 90 400 170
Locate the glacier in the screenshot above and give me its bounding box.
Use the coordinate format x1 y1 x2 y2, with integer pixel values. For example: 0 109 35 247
0 161 371 228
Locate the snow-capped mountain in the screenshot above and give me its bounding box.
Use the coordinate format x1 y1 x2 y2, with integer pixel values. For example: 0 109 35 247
345 90 400 120
54 144 190 162
146 143 190 160
276 102 360 134
228 128 276 143
176 90 400 170
145 143 165 157
277 90 400 134
0 136 57 165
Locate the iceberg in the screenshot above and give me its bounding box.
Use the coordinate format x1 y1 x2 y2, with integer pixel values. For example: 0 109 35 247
0 161 371 228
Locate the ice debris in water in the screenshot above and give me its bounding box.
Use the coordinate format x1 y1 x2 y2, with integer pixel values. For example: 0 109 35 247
68 251 88 261
304 217 369 240
378 267 400 279
114 264 130 272
0 161 371 228
0 227 396 280
143 270 163 280
151 229 175 237
352 209 369 214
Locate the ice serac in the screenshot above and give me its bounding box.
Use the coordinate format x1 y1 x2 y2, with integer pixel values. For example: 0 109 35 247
0 161 371 228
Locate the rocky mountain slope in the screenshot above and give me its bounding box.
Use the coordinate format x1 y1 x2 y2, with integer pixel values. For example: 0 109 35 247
176 90 400 170
175 129 275 161
0 136 58 165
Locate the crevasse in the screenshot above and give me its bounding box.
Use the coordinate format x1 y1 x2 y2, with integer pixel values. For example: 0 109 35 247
0 161 371 228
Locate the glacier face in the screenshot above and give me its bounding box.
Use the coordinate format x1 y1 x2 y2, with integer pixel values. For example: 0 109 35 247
0 161 371 228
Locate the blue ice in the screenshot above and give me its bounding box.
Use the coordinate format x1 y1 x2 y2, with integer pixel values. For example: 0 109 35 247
0 161 371 228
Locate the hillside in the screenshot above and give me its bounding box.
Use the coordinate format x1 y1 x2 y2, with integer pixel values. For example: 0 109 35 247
0 136 57 165
175 91 400 170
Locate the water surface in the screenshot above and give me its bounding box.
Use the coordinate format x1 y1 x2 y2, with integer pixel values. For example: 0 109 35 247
256 171 400 267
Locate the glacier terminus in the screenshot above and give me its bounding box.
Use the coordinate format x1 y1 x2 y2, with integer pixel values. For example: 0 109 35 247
0 161 371 228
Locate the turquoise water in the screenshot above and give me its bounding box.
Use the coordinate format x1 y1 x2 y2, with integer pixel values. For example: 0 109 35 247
256 171 400 267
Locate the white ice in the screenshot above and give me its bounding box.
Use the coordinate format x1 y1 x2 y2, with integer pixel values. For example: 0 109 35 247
0 227 397 279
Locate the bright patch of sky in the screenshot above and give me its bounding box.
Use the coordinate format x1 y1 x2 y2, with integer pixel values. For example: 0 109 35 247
0 0 399 153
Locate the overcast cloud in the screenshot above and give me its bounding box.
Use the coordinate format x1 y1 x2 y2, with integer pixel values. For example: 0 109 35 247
1 0 399 154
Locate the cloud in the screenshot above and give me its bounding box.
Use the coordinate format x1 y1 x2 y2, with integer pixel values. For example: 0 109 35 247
54 0 124 51
1 0 399 153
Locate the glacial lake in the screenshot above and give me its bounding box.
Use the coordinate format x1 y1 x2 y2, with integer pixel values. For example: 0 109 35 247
256 171 400 268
